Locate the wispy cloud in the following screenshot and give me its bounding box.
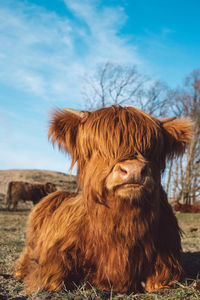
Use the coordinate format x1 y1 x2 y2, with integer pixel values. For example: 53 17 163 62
64 0 140 65
0 2 75 102
0 0 141 105
0 0 142 172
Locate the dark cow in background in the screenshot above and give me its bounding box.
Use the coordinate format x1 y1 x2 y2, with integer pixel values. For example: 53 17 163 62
174 202 200 213
6 181 57 211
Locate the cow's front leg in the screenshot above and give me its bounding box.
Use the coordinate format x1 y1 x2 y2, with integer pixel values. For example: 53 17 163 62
144 252 183 292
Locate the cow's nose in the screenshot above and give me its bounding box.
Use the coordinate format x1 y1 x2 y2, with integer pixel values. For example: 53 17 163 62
113 160 148 184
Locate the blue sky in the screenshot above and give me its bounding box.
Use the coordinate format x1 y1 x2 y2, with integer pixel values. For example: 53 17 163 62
0 0 199 174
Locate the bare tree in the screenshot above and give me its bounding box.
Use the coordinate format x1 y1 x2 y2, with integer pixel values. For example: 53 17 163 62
82 62 169 116
167 70 200 203
137 80 170 117
82 62 146 109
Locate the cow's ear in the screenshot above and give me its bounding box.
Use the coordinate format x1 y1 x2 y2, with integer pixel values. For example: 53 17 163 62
161 118 193 158
48 108 85 160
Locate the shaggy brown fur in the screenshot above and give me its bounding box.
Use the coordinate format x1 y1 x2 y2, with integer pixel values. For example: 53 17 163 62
6 181 57 211
15 105 193 293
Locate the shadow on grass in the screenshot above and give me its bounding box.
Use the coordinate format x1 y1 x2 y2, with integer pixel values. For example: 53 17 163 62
0 296 27 300
0 207 31 213
183 251 200 279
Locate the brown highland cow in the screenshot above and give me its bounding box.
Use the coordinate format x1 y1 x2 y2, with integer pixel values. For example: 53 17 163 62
6 181 57 211
15 105 193 293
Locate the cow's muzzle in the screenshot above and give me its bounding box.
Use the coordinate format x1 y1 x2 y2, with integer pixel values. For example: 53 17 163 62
106 159 150 189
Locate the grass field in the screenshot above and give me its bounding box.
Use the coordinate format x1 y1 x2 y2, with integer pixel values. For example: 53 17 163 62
0 206 200 300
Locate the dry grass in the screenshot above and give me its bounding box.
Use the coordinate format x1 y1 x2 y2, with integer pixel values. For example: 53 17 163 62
0 205 199 299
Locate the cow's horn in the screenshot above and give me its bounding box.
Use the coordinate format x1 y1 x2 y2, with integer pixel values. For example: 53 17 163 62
158 116 176 123
64 108 85 118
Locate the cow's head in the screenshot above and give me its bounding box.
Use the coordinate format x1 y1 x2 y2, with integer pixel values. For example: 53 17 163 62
45 182 57 193
49 106 193 204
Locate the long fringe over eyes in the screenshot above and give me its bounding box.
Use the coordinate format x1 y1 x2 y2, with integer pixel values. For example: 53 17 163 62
77 106 162 163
